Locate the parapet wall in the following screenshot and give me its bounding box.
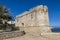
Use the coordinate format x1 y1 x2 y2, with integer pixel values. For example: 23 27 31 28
0 31 25 40
41 32 60 39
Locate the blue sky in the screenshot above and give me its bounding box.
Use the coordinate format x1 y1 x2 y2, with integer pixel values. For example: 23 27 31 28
0 0 60 27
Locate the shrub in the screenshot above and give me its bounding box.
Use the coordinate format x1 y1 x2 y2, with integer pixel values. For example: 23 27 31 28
0 24 3 29
11 26 19 31
0 24 5 30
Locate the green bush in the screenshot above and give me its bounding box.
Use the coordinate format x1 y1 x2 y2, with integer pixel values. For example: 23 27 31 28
0 24 3 30
12 27 19 31
0 24 6 30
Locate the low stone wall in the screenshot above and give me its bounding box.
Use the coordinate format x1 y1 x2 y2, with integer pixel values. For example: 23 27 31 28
41 32 60 39
5 32 60 40
0 31 25 40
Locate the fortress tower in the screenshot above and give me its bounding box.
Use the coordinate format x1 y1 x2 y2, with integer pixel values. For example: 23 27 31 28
15 5 51 34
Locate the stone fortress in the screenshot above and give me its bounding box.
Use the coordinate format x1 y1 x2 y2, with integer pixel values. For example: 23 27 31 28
15 5 51 33
5 5 60 40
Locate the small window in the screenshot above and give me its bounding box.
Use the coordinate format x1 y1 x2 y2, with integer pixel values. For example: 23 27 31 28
41 8 44 12
46 9 48 12
31 12 34 19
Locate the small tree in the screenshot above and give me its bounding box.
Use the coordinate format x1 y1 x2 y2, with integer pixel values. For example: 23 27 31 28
0 5 12 30
0 5 12 22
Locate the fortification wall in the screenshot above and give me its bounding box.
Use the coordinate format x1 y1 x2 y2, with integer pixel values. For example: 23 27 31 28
5 32 60 40
41 32 60 40
0 31 25 40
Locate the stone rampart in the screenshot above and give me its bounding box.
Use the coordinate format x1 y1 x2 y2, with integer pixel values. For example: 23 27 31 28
0 31 25 40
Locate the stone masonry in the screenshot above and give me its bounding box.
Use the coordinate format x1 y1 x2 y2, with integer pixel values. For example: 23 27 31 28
15 5 51 34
